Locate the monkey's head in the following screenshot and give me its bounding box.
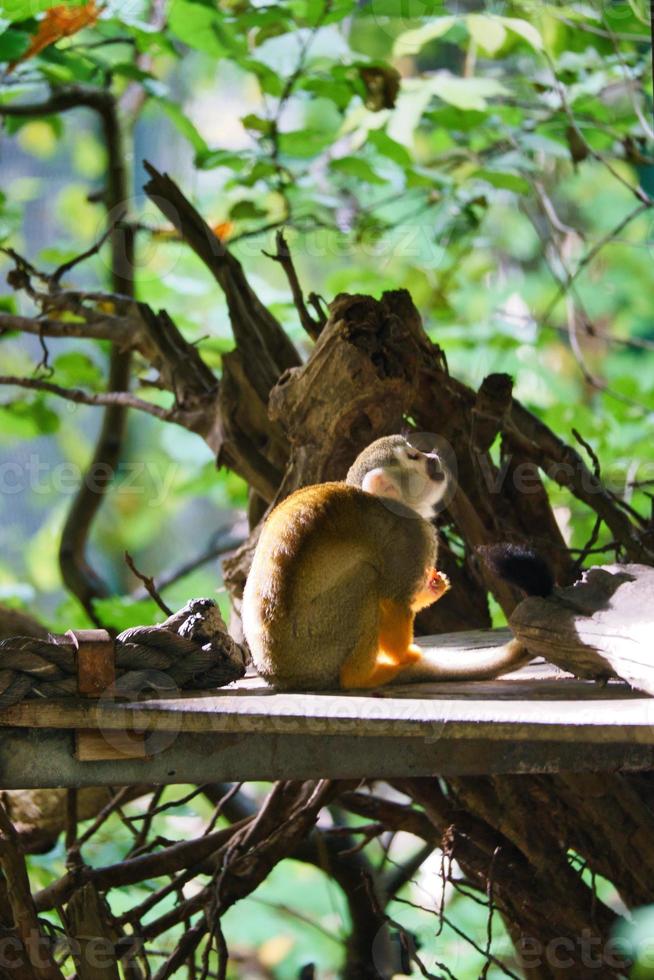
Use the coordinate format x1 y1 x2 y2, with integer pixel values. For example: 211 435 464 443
346 434 449 518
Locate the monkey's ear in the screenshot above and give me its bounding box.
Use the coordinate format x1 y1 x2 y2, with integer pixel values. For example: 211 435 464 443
362 468 401 501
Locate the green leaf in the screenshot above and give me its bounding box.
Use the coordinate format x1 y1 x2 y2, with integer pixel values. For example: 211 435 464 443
53 352 103 388
466 14 506 55
229 199 268 220
393 12 542 58
242 57 283 97
425 104 487 132
251 17 292 46
300 75 354 111
362 0 446 16
3 112 29 135
241 113 273 136
196 148 247 171
367 129 412 167
393 17 456 56
103 0 162 31
330 156 387 184
0 397 59 438
289 0 355 26
278 127 334 157
520 132 569 159
473 168 531 194
112 62 168 98
427 74 509 111
154 97 208 155
0 0 84 20
240 160 278 185
499 16 543 51
236 4 291 35
168 0 243 56
0 25 28 60
35 42 98 82
92 596 164 633
37 60 76 84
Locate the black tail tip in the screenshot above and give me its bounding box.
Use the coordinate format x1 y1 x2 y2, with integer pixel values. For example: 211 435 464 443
478 544 554 598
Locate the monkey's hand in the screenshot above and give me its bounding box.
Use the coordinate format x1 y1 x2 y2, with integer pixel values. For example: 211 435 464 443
411 568 451 611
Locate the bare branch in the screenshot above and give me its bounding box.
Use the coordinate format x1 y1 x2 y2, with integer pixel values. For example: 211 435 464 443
263 230 324 340
34 820 249 913
0 86 113 119
142 161 300 399
0 310 144 350
0 375 175 422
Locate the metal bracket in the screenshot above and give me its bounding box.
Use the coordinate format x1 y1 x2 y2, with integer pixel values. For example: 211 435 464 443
67 628 115 698
66 628 147 762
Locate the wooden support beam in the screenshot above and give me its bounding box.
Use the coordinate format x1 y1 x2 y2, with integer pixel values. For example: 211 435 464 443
1 728 654 789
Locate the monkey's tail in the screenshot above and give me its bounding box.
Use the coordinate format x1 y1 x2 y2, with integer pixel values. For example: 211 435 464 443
396 636 529 683
394 544 554 684
478 543 554 598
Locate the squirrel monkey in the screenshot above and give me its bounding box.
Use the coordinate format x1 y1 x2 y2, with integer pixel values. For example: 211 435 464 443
242 435 540 691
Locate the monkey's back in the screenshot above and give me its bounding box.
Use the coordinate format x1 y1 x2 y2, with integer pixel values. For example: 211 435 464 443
242 483 436 689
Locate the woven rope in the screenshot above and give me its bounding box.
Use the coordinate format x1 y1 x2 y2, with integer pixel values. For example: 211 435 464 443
0 598 248 710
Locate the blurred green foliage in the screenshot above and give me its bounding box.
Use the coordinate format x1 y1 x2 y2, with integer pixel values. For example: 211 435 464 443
0 0 652 974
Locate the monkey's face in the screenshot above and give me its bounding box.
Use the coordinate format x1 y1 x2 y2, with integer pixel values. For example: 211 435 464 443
349 435 450 518
386 438 449 518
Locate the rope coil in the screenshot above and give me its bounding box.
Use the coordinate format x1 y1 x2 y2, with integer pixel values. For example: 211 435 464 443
0 598 248 710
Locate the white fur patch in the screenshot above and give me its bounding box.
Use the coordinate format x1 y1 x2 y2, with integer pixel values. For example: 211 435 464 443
361 468 402 500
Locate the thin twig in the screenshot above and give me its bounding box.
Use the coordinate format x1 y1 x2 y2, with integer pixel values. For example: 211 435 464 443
52 217 123 284
248 896 342 944
263 230 323 340
395 896 522 980
539 200 650 327
125 786 208 823
203 783 243 836
124 552 174 616
128 788 165 857
363 876 445 980
78 787 135 846
133 522 248 598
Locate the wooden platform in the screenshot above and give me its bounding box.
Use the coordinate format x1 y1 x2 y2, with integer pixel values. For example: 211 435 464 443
1 629 653 788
